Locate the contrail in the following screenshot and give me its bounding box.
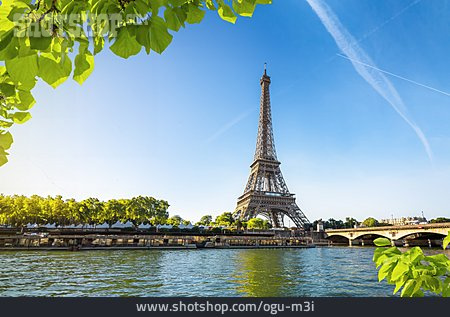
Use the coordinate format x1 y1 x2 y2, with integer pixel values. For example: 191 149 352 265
306 0 433 161
275 0 420 98
346 0 422 49
205 108 255 144
337 54 450 97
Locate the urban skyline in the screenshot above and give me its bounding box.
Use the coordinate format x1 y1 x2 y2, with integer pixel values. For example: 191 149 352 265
1 0 450 223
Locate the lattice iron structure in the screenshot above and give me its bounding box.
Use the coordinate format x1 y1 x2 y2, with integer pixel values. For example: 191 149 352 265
234 68 310 228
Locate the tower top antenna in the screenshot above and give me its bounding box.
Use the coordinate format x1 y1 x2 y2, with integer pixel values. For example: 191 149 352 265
264 62 267 75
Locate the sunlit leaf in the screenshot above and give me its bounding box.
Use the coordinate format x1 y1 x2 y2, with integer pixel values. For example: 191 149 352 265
5 54 39 85
374 238 391 247
443 232 450 250
391 261 409 282
73 50 95 85
110 27 142 59
218 0 237 24
0 131 13 150
38 53 72 88
12 111 31 124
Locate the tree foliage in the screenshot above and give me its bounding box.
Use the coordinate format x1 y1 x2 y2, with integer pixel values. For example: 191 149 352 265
0 194 169 227
195 214 212 226
0 0 272 166
312 218 348 230
430 217 450 224
373 234 450 297
246 217 269 230
166 214 189 226
362 217 379 228
213 211 234 227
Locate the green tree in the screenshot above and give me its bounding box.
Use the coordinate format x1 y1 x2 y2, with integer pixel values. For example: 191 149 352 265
196 215 212 226
65 198 81 225
344 217 358 229
125 196 161 227
362 217 379 228
214 212 234 227
246 217 269 230
0 0 272 166
79 198 104 226
102 199 126 227
430 217 450 224
166 215 183 227
149 200 169 225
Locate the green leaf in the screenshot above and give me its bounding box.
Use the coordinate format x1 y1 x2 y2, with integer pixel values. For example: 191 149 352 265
38 53 72 88
164 7 183 31
29 34 52 51
378 259 397 282
443 231 450 250
425 254 450 267
0 15 15 33
391 261 409 282
110 27 142 59
443 277 450 297
0 82 16 97
12 111 31 124
374 238 391 247
5 54 39 85
218 0 237 24
0 148 8 166
0 120 14 128
73 50 95 85
136 17 173 55
407 246 424 263
393 275 408 294
401 280 416 297
422 276 442 294
134 0 150 16
0 131 13 150
93 36 105 55
411 278 423 297
16 90 36 111
206 0 216 10
28 25 53 51
186 4 206 24
233 0 257 17
0 31 19 60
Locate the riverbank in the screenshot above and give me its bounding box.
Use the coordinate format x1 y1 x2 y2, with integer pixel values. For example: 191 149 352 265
0 232 316 251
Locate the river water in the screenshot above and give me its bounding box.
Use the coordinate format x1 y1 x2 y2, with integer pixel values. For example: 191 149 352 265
0 247 447 297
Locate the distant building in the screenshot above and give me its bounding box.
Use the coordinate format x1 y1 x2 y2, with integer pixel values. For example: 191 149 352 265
380 216 427 226
317 221 324 232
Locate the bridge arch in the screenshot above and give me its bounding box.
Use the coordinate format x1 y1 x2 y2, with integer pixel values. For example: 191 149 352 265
395 231 448 240
352 232 391 240
326 233 350 240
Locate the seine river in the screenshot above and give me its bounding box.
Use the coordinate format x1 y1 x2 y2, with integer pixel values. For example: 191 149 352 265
0 247 446 297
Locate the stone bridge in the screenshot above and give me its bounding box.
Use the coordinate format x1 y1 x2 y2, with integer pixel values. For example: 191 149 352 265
325 222 450 246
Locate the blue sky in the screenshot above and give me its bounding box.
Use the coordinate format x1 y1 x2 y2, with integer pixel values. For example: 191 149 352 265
1 0 450 222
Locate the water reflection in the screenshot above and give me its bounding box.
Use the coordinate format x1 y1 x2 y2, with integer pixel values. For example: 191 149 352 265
233 249 306 296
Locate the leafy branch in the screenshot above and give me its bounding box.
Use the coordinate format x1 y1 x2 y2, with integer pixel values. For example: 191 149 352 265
0 0 272 166
373 232 450 297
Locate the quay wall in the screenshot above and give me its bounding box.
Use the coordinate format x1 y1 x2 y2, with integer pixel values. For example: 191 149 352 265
0 230 315 251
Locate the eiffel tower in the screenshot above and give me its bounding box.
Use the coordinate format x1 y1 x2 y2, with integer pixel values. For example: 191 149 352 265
234 66 310 228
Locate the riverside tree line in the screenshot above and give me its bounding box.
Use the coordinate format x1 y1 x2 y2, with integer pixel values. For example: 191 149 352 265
0 195 169 227
0 195 271 230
